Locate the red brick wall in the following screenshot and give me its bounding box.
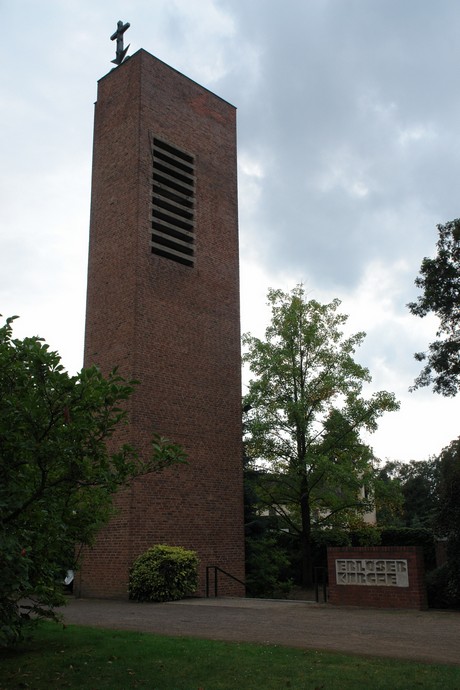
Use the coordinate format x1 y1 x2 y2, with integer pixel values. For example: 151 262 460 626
76 50 245 599
327 546 427 610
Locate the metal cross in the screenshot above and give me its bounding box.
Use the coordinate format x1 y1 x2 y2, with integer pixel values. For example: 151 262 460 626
110 20 130 66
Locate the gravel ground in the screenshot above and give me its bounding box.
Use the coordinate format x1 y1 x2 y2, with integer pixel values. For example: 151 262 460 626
59 597 460 666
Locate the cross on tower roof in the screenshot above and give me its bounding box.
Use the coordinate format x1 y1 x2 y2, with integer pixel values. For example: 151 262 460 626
110 20 130 66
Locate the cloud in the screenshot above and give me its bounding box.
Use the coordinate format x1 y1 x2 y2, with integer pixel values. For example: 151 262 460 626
218 0 460 295
2 0 459 460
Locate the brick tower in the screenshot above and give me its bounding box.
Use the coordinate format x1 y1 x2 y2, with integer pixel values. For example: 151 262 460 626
77 49 245 598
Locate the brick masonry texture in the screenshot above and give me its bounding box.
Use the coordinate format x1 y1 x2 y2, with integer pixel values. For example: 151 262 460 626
327 546 427 610
76 50 245 598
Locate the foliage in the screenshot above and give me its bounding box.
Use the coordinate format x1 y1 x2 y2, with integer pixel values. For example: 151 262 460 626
129 545 199 602
380 527 436 572
0 316 187 646
426 564 458 609
349 524 382 547
245 532 293 598
397 460 440 528
375 459 440 529
408 218 460 396
308 527 351 573
244 462 293 597
293 527 382 580
435 437 460 605
377 442 460 601
373 463 405 527
242 285 399 585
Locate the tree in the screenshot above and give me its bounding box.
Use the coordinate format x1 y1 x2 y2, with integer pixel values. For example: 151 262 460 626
373 461 405 528
408 219 460 396
375 459 440 529
436 437 460 605
243 458 293 598
0 316 186 646
243 286 399 587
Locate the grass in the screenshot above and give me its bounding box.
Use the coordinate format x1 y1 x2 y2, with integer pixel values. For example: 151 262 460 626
1 622 459 689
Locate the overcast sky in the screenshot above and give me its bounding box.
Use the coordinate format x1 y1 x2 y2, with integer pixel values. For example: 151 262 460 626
1 0 459 462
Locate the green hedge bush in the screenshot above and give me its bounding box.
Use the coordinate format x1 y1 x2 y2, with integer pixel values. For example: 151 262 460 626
380 527 436 571
129 545 199 602
426 564 460 609
245 532 293 598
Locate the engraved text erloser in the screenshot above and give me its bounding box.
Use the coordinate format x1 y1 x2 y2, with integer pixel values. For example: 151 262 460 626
335 559 409 587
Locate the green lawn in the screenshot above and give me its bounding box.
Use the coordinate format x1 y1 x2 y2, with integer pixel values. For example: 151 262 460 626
1 622 459 689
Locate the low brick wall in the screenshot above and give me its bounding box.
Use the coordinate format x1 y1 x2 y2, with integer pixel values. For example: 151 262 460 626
327 546 427 610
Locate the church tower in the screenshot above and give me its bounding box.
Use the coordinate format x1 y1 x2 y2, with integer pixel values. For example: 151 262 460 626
77 47 244 597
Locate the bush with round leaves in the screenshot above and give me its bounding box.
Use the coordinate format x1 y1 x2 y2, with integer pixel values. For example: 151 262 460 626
129 545 199 602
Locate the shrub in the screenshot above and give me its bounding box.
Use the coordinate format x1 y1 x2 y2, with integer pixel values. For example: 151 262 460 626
436 439 460 606
129 545 199 602
245 533 292 598
350 525 382 547
380 527 436 571
310 528 350 573
426 564 460 609
444 533 460 606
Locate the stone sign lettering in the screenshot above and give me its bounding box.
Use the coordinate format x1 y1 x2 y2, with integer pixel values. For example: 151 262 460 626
335 559 409 587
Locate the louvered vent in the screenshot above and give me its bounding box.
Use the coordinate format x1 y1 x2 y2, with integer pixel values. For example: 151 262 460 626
151 138 195 267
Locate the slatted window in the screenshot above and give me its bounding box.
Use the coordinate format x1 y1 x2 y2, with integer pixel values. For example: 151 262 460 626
151 138 195 267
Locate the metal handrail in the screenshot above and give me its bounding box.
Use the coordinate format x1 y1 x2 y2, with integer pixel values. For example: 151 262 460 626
205 565 248 597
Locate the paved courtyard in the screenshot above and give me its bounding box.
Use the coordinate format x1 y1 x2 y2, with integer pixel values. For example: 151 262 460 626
59 596 460 666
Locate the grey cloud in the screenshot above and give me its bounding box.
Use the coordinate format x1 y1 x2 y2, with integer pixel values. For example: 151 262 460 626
216 0 460 293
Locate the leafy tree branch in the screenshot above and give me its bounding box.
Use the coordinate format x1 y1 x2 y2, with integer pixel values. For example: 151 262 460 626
0 316 186 646
408 219 460 396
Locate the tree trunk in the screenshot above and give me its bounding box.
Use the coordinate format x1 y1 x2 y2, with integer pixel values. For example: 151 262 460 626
300 488 313 588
